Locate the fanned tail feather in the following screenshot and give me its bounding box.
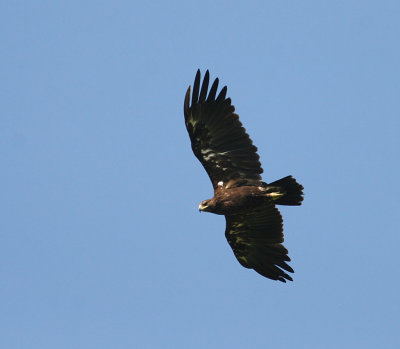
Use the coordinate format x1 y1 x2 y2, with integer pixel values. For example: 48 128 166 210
268 175 304 206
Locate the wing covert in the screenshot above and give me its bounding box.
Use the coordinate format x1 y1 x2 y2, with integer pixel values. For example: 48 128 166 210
184 70 263 189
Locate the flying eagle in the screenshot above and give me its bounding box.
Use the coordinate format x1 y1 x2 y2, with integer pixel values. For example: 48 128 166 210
184 70 304 282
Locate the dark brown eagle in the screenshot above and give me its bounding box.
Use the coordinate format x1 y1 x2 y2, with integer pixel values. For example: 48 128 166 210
184 70 304 282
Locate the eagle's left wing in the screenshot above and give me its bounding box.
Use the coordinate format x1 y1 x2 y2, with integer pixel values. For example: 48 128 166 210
225 201 294 282
184 70 263 190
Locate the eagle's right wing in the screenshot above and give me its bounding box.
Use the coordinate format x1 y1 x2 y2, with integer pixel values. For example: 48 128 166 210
224 201 294 282
184 70 263 190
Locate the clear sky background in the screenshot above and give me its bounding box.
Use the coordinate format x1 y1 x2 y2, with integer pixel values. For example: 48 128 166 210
2 1 399 348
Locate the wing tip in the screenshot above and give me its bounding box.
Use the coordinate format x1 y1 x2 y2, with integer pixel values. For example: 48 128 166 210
208 77 219 101
192 69 201 105
256 266 294 282
184 85 191 116
189 69 228 105
199 70 210 102
216 85 227 102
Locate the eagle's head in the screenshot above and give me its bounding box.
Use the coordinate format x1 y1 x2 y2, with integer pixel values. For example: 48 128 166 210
198 199 213 212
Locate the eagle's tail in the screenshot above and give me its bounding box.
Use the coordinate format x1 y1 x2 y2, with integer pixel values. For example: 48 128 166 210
267 176 304 206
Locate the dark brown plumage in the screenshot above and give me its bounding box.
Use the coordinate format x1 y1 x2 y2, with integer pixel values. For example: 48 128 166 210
184 70 304 282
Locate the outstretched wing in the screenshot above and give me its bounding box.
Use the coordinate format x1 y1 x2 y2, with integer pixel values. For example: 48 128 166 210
225 201 294 282
184 70 263 189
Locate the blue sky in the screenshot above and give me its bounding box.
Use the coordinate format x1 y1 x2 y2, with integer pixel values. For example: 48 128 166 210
1 1 399 348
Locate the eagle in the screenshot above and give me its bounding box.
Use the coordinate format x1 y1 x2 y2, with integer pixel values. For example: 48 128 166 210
184 70 304 282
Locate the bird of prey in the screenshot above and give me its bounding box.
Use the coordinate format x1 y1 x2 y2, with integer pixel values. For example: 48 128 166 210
184 70 304 282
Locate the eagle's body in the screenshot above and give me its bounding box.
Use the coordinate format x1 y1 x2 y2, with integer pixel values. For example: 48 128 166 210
184 70 304 282
200 181 283 215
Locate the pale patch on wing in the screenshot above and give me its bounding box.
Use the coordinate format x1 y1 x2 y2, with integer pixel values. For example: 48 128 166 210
214 163 228 172
186 117 197 128
196 140 241 178
201 149 216 162
200 148 213 155
217 181 224 187
238 256 248 264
